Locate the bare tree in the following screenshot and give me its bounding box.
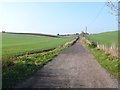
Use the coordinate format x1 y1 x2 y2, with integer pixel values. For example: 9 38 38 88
106 0 120 25
106 0 119 16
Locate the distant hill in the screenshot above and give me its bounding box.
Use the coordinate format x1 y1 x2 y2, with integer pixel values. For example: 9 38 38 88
3 32 58 37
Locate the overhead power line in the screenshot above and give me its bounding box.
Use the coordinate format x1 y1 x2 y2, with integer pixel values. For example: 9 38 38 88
88 3 105 26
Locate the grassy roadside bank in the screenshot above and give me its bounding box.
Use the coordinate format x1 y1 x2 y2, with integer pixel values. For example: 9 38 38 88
86 31 119 58
3 38 77 88
81 38 119 80
86 31 119 47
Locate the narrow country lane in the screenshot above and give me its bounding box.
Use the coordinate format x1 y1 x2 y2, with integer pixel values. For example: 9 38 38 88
15 40 118 88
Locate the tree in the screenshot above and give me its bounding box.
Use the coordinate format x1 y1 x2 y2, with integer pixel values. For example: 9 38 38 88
2 31 5 33
106 0 120 24
106 0 119 16
76 33 79 35
80 31 85 37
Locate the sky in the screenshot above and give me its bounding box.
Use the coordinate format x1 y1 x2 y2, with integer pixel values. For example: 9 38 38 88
0 2 118 35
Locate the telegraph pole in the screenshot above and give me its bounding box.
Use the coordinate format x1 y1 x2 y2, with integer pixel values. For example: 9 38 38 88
85 26 87 33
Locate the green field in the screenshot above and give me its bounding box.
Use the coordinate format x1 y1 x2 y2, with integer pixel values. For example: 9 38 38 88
2 33 74 67
2 33 75 87
87 31 119 47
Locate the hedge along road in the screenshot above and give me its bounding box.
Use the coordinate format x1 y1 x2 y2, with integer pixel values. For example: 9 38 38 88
15 39 118 88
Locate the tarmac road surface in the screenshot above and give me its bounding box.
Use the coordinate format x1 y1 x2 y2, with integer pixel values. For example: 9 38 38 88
15 40 118 88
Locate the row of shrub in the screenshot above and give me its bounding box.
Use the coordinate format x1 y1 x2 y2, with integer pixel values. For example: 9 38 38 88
81 37 119 58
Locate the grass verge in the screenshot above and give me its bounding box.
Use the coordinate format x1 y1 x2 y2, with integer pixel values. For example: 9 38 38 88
2 43 72 88
81 40 119 80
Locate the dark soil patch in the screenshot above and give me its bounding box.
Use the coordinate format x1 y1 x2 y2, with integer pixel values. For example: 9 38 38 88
16 48 55 57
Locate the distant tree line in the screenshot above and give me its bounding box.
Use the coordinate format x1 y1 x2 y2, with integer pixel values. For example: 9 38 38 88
57 33 80 36
2 31 6 33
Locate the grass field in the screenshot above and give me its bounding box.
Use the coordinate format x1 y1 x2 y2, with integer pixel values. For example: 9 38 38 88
2 33 74 67
3 33 74 56
87 31 119 47
2 33 75 87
